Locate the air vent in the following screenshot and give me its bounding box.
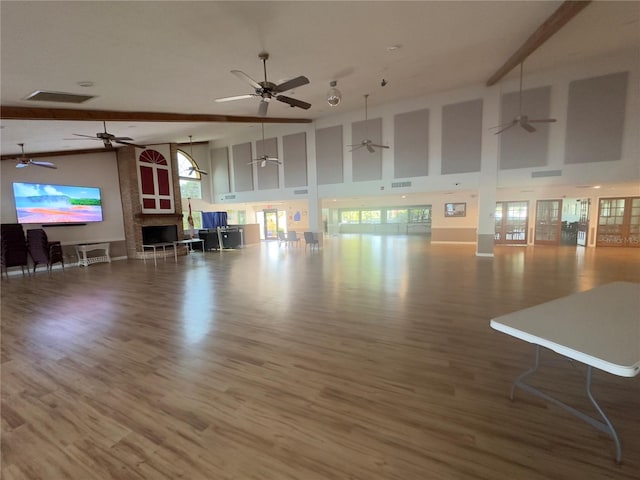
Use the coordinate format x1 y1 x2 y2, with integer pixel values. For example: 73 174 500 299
391 181 412 188
293 189 308 195
23 90 96 104
224 194 236 200
531 170 562 178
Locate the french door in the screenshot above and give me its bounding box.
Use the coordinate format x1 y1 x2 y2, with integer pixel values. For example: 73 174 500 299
577 199 590 246
596 197 640 247
495 201 529 245
534 199 562 245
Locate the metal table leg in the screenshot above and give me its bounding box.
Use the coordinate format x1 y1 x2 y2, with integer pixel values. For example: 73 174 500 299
511 345 622 463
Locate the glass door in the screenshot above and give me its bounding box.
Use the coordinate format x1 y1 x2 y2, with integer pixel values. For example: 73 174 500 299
535 200 562 245
577 199 590 246
597 197 640 247
263 209 279 240
495 201 528 245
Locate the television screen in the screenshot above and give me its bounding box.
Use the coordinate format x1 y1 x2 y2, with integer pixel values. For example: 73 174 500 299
12 182 104 224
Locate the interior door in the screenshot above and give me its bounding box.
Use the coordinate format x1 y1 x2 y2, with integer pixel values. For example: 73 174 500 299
577 199 590 246
263 209 279 240
495 201 528 245
535 199 562 245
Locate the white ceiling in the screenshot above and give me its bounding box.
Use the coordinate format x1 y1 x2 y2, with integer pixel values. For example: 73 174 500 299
1 1 638 157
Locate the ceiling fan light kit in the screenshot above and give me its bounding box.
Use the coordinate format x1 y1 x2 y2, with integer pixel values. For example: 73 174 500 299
493 62 557 135
14 143 57 169
348 94 390 153
248 123 282 167
215 52 311 117
69 120 147 148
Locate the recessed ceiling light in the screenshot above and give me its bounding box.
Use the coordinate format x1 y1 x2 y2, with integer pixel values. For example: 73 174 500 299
77 81 94 87
386 44 402 52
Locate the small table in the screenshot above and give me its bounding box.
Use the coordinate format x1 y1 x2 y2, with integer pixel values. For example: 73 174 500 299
75 243 111 267
490 281 640 463
173 238 205 262
141 242 174 266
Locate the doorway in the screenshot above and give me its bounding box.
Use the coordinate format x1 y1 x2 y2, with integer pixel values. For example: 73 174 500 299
263 209 279 240
495 201 528 245
535 199 562 246
596 197 640 247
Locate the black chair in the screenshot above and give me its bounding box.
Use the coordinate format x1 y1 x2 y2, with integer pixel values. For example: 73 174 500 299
197 229 220 251
303 232 319 251
27 229 64 273
1 224 29 278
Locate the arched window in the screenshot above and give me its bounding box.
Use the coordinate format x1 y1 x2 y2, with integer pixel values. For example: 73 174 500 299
177 150 203 231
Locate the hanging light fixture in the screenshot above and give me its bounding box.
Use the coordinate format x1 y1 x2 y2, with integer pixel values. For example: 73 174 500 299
327 80 341 107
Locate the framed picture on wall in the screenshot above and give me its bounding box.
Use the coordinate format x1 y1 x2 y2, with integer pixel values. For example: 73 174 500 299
444 202 466 217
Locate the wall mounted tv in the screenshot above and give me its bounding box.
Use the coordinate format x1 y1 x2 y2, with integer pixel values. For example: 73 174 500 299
12 182 103 224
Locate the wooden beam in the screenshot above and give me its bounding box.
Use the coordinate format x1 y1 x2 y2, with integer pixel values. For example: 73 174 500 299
486 1 591 86
0 106 312 124
1 147 116 161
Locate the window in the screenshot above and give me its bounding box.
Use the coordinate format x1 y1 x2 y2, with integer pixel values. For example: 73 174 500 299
178 150 203 200
361 210 381 224
386 209 408 223
178 150 203 231
138 148 174 213
341 210 360 224
408 207 430 223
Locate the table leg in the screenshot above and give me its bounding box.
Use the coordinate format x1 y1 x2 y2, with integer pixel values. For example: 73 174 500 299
511 345 622 463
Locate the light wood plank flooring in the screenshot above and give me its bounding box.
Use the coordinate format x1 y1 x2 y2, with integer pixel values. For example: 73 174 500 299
2 237 640 479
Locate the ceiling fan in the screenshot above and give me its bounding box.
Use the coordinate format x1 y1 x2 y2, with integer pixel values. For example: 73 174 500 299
215 52 311 117
348 94 390 153
248 124 282 168
68 121 147 148
13 143 57 169
493 63 557 135
182 136 208 175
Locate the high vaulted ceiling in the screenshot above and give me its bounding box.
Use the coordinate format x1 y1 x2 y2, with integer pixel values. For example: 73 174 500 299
1 1 638 158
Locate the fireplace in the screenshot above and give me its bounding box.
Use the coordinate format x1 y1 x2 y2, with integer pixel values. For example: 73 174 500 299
142 225 178 245
116 144 185 259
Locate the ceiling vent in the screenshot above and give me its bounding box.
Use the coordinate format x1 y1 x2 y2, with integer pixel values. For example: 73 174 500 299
531 170 562 178
23 90 96 104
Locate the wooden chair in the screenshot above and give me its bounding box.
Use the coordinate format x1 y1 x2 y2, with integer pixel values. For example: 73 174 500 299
27 229 64 273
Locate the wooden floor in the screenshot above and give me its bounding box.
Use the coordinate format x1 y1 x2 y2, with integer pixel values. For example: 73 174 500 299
2 237 640 480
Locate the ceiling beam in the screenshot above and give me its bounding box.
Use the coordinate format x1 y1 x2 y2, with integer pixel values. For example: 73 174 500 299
1 147 116 161
486 1 591 86
0 106 312 124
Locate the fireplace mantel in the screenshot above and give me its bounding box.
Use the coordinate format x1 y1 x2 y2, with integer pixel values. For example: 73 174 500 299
134 213 183 220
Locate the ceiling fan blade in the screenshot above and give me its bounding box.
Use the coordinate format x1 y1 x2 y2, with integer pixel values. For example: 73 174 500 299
366 144 375 153
520 122 536 133
231 70 262 89
274 75 310 93
258 100 269 117
528 118 557 123
275 95 311 110
369 143 390 149
215 94 256 103
115 140 147 148
349 144 365 152
112 136 134 142
72 134 100 139
493 120 518 135
31 161 57 169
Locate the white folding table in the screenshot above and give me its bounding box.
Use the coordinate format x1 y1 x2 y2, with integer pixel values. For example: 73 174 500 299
490 281 640 463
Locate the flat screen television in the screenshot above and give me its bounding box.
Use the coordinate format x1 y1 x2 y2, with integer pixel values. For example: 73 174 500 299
12 182 104 224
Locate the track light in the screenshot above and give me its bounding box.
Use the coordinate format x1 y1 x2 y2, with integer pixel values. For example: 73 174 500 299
327 80 341 107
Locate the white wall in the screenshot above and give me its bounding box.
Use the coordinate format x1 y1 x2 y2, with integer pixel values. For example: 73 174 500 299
1 151 125 245
207 49 638 208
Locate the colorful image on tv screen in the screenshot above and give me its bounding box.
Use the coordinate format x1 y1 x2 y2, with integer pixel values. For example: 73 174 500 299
13 182 103 224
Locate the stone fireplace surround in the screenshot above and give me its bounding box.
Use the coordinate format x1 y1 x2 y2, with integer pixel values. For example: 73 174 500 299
116 144 185 260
